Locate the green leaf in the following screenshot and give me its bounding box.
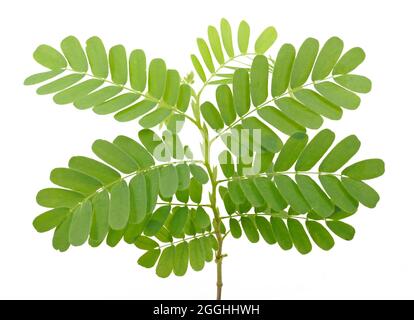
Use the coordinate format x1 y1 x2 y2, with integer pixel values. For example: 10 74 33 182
138 249 161 268
255 216 276 244
93 93 139 115
232 68 250 117
174 242 189 276
159 165 178 198
129 175 147 224
342 159 385 180
106 228 124 247
53 215 72 252
229 218 242 238
189 238 205 271
24 69 64 85
220 186 237 215
139 129 171 161
33 208 69 233
189 164 209 184
287 218 312 254
191 55 206 82
258 106 305 136
200 236 213 262
124 221 147 244
162 70 180 106
74 86 122 110
194 207 210 230
329 208 355 221
200 101 224 130
139 108 171 128
69 201 92 246
271 43 295 97
176 164 191 190
145 170 160 213
154 225 173 243
148 58 167 98
274 175 310 214
294 89 342 120
229 180 249 205
61 36 88 72
341 177 379 208
60 36 88 72
312 37 344 81
113 135 154 169
144 205 171 236
156 246 175 278
208 26 225 64
220 18 234 57
86 36 108 78
333 47 365 75
239 179 265 208
129 49 146 92
218 151 235 178
135 235 159 250
189 178 202 203
306 221 335 250
33 44 67 70
315 81 360 110
296 175 334 218
197 38 215 73
242 117 282 153
255 26 277 54
334 75 372 93
250 55 268 106
177 84 191 112
295 129 335 171
237 21 250 53
216 85 236 125
109 181 130 230
37 74 84 95
241 216 259 243
53 79 104 105
290 38 319 88
68 156 120 185
92 139 138 174
169 207 189 237
319 175 358 213
319 135 360 172
275 97 323 129
274 133 308 171
109 45 128 85
50 167 101 195
36 188 84 208
326 220 355 241
270 217 292 250
90 191 109 243
254 177 287 211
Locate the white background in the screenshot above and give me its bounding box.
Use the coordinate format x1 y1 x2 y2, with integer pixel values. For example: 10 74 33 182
1 0 413 300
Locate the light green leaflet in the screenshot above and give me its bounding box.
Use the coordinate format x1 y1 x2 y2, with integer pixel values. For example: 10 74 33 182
29 20 384 290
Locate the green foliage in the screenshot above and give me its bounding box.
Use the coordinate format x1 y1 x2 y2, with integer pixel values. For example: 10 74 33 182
218 130 384 254
28 19 384 289
25 36 192 127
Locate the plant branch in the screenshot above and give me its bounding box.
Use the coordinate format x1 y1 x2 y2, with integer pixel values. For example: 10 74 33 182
210 75 338 144
63 67 200 128
216 171 345 184
69 159 204 213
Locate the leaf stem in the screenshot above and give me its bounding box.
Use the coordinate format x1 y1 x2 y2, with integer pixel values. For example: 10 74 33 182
63 67 200 127
158 231 215 249
69 159 204 213
216 171 345 184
